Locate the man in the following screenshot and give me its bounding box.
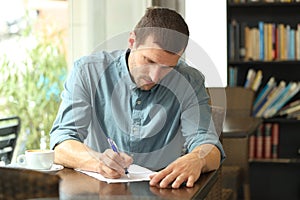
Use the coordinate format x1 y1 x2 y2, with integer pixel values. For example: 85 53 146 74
50 7 225 189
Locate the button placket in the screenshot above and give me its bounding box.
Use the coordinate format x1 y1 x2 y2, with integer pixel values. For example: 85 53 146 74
130 91 143 152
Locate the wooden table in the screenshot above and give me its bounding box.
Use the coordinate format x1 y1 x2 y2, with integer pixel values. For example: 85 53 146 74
56 167 219 200
223 117 262 138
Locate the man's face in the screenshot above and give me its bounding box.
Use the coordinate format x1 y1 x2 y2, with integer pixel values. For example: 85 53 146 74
128 35 182 91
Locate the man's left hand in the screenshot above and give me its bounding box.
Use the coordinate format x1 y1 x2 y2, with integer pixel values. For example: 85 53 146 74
149 151 204 189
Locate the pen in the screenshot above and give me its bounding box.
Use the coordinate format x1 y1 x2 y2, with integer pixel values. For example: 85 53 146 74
107 137 130 177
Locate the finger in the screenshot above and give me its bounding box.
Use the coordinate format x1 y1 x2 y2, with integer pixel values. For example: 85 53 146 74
119 152 133 168
158 173 178 188
98 163 122 179
101 150 125 174
105 150 131 170
186 176 196 188
149 168 172 186
171 175 187 189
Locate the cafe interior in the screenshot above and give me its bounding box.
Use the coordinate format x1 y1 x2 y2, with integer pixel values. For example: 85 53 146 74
0 1 299 200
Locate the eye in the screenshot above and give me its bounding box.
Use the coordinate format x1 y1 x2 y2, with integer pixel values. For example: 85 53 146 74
161 65 174 70
144 56 155 64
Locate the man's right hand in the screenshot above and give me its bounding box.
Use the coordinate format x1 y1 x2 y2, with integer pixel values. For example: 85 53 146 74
53 140 132 179
99 149 133 178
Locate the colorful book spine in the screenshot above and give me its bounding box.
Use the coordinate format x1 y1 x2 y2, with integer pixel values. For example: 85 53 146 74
244 68 256 89
251 70 263 91
248 134 256 160
264 123 272 159
255 124 264 159
259 21 265 60
271 123 279 159
240 22 247 60
253 77 276 113
264 82 300 117
256 81 286 117
278 99 300 116
289 29 295 60
229 66 238 87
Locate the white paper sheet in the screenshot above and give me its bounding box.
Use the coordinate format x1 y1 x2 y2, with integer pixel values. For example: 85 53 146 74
76 164 157 183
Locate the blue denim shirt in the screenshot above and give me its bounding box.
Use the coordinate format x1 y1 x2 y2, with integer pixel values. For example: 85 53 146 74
50 49 225 170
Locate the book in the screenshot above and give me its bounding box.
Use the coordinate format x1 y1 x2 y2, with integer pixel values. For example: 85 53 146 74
287 109 300 119
255 80 286 117
229 66 238 87
278 23 286 60
276 23 281 60
253 28 260 60
248 134 256 159
264 123 272 159
229 19 240 61
296 24 300 60
279 103 300 116
267 23 273 61
240 22 247 60
264 82 300 117
289 28 295 60
278 99 300 115
255 124 264 159
264 23 268 61
244 68 256 89
245 25 252 61
234 20 240 61
253 77 276 113
258 21 265 60
251 69 263 91
271 123 279 159
272 23 276 60
286 25 291 60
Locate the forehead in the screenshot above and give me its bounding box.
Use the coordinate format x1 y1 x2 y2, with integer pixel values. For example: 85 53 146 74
136 36 181 66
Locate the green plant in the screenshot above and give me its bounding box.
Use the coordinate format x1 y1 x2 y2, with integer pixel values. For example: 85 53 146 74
0 20 67 150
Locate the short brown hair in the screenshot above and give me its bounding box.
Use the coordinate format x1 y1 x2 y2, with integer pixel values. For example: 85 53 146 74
134 7 189 54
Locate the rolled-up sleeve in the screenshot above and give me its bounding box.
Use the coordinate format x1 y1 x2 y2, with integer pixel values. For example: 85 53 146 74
50 59 92 149
180 70 226 163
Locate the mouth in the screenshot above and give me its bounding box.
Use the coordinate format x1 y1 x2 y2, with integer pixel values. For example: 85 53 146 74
140 76 155 85
143 79 155 85
140 79 156 90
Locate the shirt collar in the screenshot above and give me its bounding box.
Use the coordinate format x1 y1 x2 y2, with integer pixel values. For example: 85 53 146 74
118 49 172 93
118 49 137 91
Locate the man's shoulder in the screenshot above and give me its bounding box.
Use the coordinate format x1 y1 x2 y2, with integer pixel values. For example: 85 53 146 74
176 61 205 83
74 49 125 68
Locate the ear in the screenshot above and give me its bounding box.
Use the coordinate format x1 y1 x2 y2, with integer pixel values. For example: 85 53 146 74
128 32 136 49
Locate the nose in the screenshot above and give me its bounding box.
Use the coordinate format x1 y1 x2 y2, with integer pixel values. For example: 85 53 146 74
149 65 161 83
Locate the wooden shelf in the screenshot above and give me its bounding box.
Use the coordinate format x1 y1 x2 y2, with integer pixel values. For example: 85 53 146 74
228 2 300 8
228 60 300 65
249 158 300 164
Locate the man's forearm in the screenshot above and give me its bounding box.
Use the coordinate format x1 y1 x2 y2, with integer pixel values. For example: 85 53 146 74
191 144 221 173
54 140 102 172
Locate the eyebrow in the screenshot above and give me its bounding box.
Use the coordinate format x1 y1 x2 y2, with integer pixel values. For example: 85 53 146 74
145 55 176 68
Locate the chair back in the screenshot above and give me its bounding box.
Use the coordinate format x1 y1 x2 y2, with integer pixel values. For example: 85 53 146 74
0 116 21 165
205 106 225 200
225 87 255 117
207 86 255 117
211 106 225 138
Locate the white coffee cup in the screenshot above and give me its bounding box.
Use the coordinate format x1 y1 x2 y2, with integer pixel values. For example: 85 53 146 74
17 149 54 170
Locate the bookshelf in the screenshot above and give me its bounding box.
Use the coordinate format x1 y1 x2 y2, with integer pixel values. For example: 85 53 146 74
227 1 300 199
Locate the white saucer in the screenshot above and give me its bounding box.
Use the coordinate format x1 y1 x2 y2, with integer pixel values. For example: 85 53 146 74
38 164 64 172
6 163 64 172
